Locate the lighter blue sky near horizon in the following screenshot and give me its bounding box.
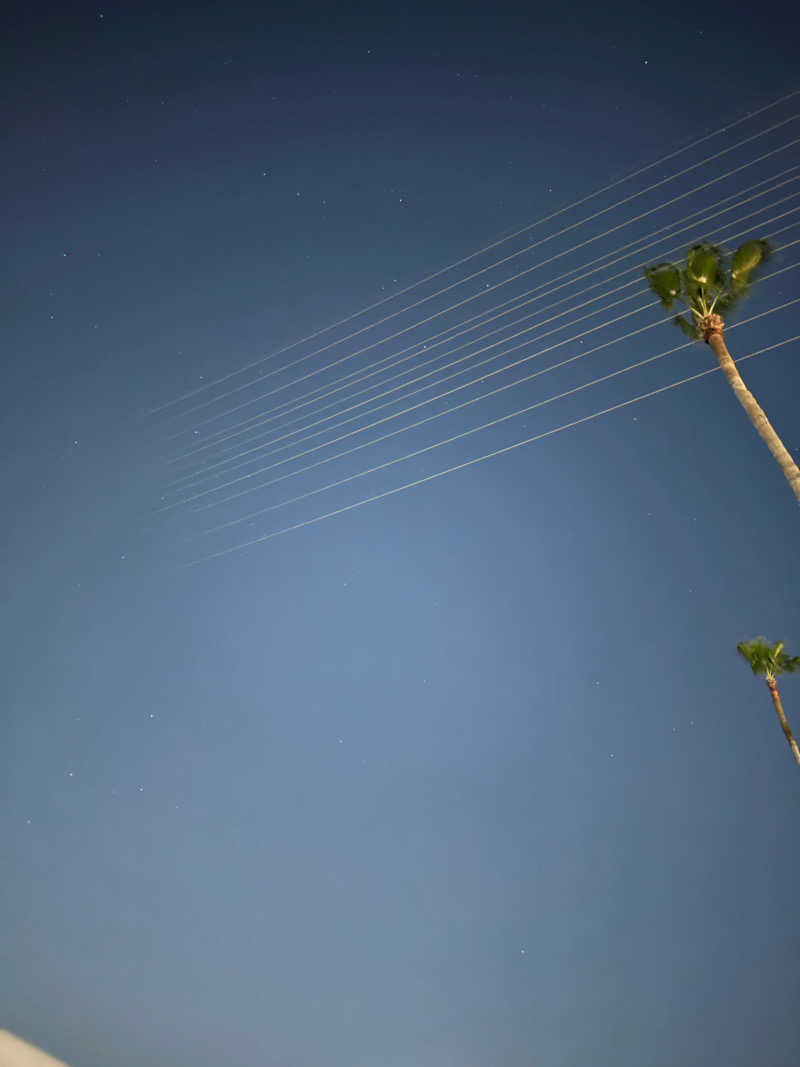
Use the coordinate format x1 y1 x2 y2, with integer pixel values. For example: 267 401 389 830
3 2 800 1066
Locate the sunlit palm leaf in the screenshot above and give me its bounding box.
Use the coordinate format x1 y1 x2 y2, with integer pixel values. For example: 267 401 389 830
731 239 770 284
643 236 770 338
686 243 722 286
643 262 681 309
736 637 800 677
680 269 704 306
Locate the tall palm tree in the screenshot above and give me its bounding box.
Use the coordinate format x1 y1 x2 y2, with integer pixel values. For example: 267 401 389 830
643 240 800 505
736 636 800 765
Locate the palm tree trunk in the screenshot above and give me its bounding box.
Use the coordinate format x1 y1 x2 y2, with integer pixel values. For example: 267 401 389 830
705 328 800 505
765 678 800 765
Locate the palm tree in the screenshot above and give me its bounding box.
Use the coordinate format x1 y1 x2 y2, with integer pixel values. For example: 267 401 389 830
643 240 800 505
736 637 800 765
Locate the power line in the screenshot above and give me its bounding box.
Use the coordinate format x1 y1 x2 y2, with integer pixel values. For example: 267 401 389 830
165 125 800 437
147 89 799 419
184 326 800 567
195 299 800 540
165 304 656 511
188 280 799 519
173 287 653 490
168 165 800 467
167 193 800 487
161 233 799 511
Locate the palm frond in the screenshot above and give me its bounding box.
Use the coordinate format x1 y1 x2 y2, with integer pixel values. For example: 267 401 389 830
736 636 799 677
717 239 773 317
673 314 700 340
777 650 800 674
737 637 772 675
643 237 772 330
713 290 747 318
643 262 681 310
730 239 771 286
680 270 706 313
686 243 723 286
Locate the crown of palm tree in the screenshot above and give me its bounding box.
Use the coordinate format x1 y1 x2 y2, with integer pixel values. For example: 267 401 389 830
643 239 771 339
736 637 800 680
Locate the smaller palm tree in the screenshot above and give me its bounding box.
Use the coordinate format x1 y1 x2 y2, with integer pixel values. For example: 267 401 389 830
736 637 800 765
643 240 800 505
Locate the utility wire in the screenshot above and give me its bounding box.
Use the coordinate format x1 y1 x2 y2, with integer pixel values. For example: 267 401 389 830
189 279 799 520
161 229 799 511
165 126 800 437
148 89 798 420
168 192 800 486
195 299 800 539
185 325 800 567
168 165 800 467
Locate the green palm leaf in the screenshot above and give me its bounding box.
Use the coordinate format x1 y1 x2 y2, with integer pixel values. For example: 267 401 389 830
686 243 722 286
779 651 800 673
644 237 773 335
713 289 746 317
736 637 800 677
680 269 704 307
673 314 700 340
643 263 681 309
730 239 770 285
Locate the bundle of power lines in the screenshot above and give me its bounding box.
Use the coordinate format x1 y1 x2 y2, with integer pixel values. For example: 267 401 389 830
146 91 800 565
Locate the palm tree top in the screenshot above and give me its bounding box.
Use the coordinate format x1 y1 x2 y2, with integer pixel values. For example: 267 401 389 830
736 637 800 680
643 238 771 342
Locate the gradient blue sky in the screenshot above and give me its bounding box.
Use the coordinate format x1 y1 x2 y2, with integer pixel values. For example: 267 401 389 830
3 2 800 1065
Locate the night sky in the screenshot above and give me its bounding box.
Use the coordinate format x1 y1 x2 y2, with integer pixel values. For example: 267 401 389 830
3 3 800 1066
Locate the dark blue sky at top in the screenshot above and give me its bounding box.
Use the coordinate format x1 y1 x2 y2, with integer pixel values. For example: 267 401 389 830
3 2 800 1065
